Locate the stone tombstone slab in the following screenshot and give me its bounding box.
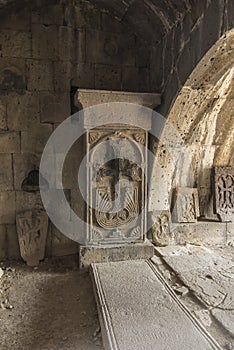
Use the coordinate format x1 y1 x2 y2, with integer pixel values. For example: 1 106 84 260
214 167 234 222
76 89 161 246
172 187 200 223
151 210 171 246
16 210 48 266
87 127 148 245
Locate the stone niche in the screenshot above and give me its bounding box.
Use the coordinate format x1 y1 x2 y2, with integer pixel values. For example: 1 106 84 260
76 89 161 265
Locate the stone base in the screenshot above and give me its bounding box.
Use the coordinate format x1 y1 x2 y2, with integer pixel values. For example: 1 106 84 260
78 240 154 268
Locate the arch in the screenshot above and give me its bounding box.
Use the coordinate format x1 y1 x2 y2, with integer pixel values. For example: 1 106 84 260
150 29 234 222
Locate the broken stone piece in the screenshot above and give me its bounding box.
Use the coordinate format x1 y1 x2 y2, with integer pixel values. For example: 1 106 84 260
172 187 200 223
0 268 3 279
151 211 171 246
16 210 48 267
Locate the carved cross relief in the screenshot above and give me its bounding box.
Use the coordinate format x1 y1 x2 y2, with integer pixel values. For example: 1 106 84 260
87 128 147 245
214 167 234 222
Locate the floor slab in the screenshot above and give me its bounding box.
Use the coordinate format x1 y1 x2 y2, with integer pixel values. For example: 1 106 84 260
91 260 221 350
155 245 234 338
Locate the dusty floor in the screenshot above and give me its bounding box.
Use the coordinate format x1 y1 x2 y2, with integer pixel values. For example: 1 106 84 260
0 257 103 350
1 247 234 350
153 245 234 350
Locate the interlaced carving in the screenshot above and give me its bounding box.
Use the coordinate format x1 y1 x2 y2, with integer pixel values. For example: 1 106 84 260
214 167 234 222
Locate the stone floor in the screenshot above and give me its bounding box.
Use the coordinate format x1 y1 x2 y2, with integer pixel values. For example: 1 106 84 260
0 257 103 350
153 245 234 350
0 246 234 350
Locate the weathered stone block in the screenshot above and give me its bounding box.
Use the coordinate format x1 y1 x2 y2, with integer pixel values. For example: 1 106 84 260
0 102 7 130
54 61 72 92
227 223 234 245
40 92 70 123
0 191 15 224
27 60 54 91
172 187 200 223
101 12 123 33
79 240 154 268
32 5 64 26
0 154 13 191
21 124 53 154
0 30 31 58
51 225 78 257
0 225 7 259
7 92 40 131
16 210 49 266
86 30 135 66
13 153 40 190
151 211 172 246
58 28 85 63
72 63 95 88
0 9 31 31
32 24 58 60
150 42 164 91
61 138 83 190
6 224 21 259
95 64 121 90
0 57 27 94
74 3 101 30
196 222 227 246
0 132 20 153
15 191 43 213
171 223 197 245
122 66 139 91
138 67 150 92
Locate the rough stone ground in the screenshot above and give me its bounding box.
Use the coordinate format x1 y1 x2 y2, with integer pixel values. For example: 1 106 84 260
153 245 234 350
1 247 234 350
0 256 104 350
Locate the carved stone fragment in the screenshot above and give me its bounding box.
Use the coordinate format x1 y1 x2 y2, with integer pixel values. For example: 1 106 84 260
151 211 171 246
214 167 234 222
172 188 200 223
16 210 48 266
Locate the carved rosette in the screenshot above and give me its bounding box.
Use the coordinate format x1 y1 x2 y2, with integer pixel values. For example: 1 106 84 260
16 210 48 266
214 167 234 222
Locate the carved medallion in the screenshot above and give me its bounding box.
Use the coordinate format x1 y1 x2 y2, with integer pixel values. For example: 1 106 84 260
214 167 234 222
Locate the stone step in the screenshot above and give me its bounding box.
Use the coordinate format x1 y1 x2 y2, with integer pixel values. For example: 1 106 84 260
91 260 222 350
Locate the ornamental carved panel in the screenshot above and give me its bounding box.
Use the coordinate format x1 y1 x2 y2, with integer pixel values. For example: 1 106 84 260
172 188 200 223
86 128 148 245
214 167 234 222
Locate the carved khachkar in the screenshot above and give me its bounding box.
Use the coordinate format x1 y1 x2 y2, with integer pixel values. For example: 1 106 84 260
151 211 171 246
87 128 147 244
172 188 200 223
16 210 48 266
214 167 234 222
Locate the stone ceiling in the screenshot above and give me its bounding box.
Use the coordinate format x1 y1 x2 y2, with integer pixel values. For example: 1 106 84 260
0 0 193 43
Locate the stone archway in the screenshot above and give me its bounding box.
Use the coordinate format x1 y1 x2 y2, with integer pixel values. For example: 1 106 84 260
150 28 234 245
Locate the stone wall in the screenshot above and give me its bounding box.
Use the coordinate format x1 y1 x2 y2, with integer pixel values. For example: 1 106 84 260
0 0 233 260
150 29 234 247
0 0 153 260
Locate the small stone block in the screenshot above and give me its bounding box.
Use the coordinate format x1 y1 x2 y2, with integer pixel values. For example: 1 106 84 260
79 240 154 268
